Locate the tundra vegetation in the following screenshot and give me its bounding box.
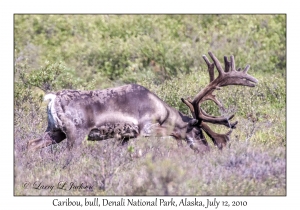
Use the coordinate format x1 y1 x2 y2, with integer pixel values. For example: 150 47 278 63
14 15 286 195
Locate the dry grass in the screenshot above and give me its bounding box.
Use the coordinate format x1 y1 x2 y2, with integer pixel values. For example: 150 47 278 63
14 133 285 196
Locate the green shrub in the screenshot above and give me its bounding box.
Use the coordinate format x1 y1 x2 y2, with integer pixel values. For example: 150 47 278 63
15 14 286 86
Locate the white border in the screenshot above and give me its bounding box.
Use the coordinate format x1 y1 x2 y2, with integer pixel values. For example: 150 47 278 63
2 0 297 209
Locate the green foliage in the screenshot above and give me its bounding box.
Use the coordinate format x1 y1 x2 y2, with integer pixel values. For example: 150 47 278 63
15 14 286 86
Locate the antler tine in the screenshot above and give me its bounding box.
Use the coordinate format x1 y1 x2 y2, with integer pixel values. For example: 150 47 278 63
201 122 232 149
181 98 196 118
199 93 224 109
243 64 250 73
224 56 231 72
208 51 224 76
202 55 215 82
230 55 236 71
182 96 235 128
199 108 238 128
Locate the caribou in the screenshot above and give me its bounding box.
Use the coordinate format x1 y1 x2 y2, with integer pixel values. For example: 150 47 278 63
27 52 258 156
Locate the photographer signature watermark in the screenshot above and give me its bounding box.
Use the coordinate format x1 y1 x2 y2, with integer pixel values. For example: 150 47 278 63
22 181 93 191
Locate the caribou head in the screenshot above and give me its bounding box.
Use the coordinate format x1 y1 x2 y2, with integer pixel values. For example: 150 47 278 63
181 52 258 150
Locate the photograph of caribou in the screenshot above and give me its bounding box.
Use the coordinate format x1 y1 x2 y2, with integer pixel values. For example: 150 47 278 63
15 14 285 196
27 52 258 157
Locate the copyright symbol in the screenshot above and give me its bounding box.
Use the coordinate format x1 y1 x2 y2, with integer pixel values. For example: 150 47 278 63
23 182 30 189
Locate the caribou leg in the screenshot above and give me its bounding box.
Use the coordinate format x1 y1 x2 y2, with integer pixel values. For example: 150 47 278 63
63 124 90 168
27 129 66 151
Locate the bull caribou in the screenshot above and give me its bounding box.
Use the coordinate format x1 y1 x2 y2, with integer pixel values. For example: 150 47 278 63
27 52 258 156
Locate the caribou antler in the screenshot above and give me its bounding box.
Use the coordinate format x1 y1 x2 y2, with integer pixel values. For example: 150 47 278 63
182 52 258 148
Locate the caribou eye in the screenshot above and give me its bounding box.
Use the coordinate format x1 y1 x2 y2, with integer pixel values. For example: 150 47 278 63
188 119 199 126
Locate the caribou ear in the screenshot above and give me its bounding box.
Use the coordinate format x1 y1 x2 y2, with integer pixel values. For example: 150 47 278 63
188 119 199 126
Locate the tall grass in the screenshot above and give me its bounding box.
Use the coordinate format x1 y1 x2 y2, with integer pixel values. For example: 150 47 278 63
15 137 285 196
14 69 286 196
